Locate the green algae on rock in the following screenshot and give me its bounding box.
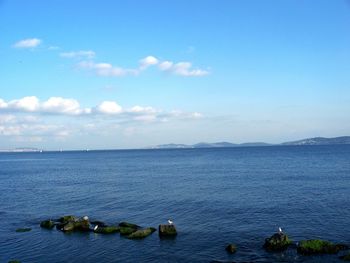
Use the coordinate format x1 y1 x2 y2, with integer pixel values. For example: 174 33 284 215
94 226 120 234
40 220 55 229
128 227 156 239
297 239 341 255
263 233 292 251
120 226 138 235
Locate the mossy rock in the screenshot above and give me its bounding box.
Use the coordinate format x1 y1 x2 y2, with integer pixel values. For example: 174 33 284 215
120 226 137 235
40 220 55 229
119 222 139 228
8 260 21 263
62 220 90 232
225 244 237 254
263 233 292 251
59 215 78 224
340 253 350 261
297 239 340 255
128 227 156 239
159 224 177 237
16 228 32 233
94 226 120 234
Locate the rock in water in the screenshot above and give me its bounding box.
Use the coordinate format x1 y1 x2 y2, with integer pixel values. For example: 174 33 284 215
94 226 120 234
62 217 90 232
59 215 78 224
225 244 237 254
119 222 140 228
297 239 342 255
128 227 156 239
40 220 55 229
158 224 177 237
15 228 32 233
263 232 292 251
120 227 137 235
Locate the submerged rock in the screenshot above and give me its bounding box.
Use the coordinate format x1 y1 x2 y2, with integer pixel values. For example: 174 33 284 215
15 228 32 233
40 220 55 229
128 227 156 239
297 239 342 255
8 260 21 263
225 244 237 254
263 232 292 251
340 253 350 261
158 224 177 237
94 226 120 234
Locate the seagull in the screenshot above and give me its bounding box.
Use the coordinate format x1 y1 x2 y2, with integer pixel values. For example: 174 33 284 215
94 225 98 231
167 219 173 225
83 216 89 221
278 227 283 233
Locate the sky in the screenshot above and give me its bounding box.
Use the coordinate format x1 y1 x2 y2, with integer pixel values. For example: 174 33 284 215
1 0 350 150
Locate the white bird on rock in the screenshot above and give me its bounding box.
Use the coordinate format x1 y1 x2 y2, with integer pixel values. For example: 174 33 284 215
167 219 173 225
94 225 99 231
278 227 283 233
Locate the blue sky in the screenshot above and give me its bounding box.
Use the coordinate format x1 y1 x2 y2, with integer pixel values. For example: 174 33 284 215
1 0 350 149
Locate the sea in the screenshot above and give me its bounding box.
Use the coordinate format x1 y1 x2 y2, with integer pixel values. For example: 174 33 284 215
0 145 349 262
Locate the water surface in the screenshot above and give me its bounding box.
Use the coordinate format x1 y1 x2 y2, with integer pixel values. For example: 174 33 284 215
1 145 349 262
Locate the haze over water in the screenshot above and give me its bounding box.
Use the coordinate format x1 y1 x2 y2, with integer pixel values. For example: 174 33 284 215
1 145 349 262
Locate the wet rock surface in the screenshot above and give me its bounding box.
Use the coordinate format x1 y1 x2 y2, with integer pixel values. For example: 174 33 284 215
263 232 291 251
158 224 177 237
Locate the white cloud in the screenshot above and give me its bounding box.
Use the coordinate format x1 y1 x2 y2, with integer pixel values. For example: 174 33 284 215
76 55 209 77
133 114 156 122
60 50 95 59
0 97 202 124
128 105 157 114
78 61 139 77
0 99 8 109
41 97 85 115
95 101 123 114
13 38 42 48
158 61 173 71
160 61 209 77
139 56 159 70
8 96 40 112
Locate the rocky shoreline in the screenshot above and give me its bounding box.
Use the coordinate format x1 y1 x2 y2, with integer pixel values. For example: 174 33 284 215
11 215 350 262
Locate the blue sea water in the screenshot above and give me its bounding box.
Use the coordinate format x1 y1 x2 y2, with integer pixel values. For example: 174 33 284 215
0 145 349 262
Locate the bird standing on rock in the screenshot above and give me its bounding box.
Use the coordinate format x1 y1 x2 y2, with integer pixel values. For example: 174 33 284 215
278 227 283 233
167 219 173 225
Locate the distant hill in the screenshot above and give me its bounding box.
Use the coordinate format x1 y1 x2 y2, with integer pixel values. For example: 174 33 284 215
153 136 350 149
282 136 350 146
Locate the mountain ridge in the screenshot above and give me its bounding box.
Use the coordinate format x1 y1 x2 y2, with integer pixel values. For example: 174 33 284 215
152 136 350 149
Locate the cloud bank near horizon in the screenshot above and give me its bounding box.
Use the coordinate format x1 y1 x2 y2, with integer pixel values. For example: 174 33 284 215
0 96 203 144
